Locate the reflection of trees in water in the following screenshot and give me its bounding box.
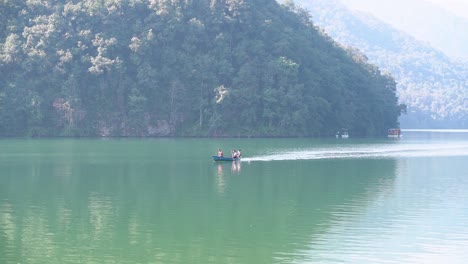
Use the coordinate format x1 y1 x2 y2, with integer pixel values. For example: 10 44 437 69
0 158 397 263
221 159 398 263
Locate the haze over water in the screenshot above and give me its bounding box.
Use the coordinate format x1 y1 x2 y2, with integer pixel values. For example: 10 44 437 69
1 130 468 263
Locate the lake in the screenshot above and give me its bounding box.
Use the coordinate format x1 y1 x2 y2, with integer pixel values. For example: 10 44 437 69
1 130 468 263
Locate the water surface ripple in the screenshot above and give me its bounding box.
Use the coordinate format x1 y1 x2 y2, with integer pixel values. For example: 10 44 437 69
1 131 468 263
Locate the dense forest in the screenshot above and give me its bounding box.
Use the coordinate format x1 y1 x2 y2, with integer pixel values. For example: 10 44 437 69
296 0 468 128
0 0 403 137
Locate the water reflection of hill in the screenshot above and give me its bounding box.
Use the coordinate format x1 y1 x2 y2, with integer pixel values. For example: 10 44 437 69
0 153 397 263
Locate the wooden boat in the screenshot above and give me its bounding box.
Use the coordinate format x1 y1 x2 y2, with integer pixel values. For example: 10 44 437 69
212 156 240 162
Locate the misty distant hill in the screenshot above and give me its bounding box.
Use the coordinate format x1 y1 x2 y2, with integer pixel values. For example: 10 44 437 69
337 0 468 60
295 0 468 128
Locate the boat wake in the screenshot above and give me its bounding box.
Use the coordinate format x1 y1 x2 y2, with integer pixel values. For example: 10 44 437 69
242 143 468 162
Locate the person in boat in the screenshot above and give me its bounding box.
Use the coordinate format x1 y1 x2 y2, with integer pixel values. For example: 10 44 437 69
238 149 242 158
218 148 224 157
231 150 239 159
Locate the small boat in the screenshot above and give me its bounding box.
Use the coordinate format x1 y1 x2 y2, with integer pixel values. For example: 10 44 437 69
388 128 402 138
212 156 240 162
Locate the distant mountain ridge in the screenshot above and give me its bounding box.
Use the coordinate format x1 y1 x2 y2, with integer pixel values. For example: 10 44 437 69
338 0 468 60
295 0 468 128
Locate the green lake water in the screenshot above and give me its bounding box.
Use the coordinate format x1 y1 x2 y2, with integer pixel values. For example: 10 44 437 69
1 131 468 263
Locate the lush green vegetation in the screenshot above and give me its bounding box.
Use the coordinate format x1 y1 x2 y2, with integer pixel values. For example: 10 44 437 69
0 0 403 137
297 0 468 128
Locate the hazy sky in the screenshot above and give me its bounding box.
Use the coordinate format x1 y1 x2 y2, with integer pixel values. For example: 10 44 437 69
341 0 468 20
425 0 468 19
339 0 468 59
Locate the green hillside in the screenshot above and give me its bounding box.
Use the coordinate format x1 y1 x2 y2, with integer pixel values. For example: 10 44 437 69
0 0 403 137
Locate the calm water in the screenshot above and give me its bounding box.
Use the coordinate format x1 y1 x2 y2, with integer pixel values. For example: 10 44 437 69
1 131 468 263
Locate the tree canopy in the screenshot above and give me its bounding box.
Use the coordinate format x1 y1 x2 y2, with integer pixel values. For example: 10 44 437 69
0 0 403 137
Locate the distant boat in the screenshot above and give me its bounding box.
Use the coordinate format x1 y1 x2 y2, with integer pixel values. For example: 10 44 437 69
212 156 240 162
388 128 402 138
336 129 349 138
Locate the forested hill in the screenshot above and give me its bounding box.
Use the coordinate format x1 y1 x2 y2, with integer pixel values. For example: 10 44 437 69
0 0 403 137
295 0 468 128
